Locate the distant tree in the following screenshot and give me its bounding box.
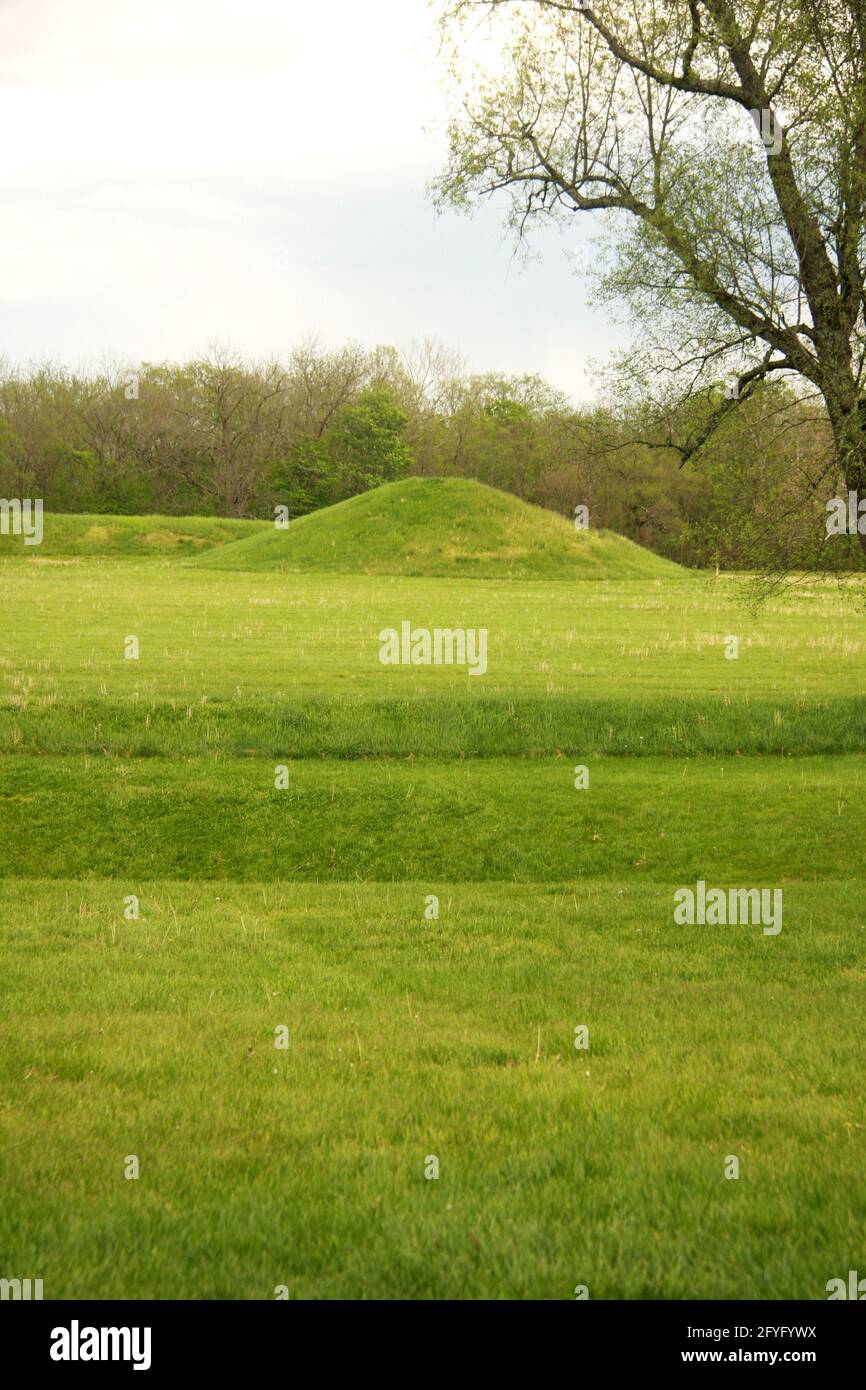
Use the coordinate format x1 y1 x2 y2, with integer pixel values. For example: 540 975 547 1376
326 389 413 495
174 348 289 517
270 436 337 517
0 366 79 496
284 341 372 439
269 388 413 515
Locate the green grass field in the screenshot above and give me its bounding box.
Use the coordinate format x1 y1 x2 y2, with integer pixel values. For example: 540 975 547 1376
1 482 864 1300
0 511 268 559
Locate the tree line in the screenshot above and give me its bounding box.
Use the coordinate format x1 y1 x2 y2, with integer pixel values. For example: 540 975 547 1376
0 340 857 572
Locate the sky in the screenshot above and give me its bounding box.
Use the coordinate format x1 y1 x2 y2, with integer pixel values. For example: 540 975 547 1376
0 0 620 400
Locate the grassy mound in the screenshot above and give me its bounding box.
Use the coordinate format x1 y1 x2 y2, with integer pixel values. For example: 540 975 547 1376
193 477 685 580
0 512 268 559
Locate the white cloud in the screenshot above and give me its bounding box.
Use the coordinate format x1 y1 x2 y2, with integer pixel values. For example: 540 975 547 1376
0 0 617 397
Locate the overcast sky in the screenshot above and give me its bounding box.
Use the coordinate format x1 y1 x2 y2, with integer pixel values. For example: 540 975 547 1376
0 0 620 400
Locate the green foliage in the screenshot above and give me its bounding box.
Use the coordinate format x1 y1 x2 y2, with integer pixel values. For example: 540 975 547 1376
270 436 337 518
270 389 413 517
327 388 413 492
483 396 531 425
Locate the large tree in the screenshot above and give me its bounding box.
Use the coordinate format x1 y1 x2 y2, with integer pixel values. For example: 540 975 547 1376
435 0 866 551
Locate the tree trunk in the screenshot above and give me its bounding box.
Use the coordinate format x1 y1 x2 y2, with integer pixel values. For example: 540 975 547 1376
831 396 866 556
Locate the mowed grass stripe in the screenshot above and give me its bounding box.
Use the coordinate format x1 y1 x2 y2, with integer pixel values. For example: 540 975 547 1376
3 693 866 759
0 879 861 1299
1 754 860 881
3 565 866 700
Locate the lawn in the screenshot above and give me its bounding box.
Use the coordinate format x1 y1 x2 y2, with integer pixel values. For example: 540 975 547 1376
1 878 862 1300
1 503 864 1299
